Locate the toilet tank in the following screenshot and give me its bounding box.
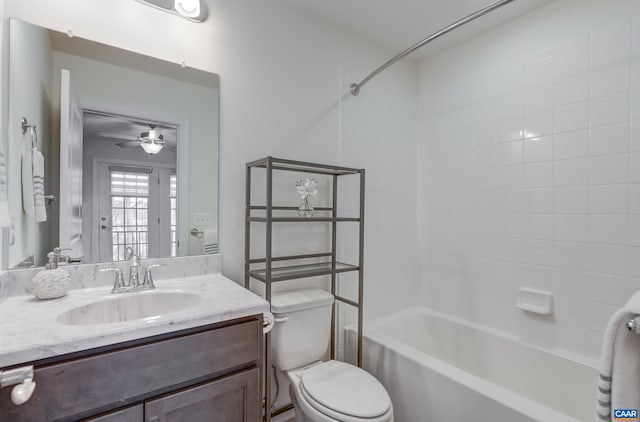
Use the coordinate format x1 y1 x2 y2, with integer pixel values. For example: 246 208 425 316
270 289 334 371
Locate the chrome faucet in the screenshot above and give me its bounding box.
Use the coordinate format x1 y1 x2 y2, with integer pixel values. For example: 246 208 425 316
99 248 162 294
125 247 141 288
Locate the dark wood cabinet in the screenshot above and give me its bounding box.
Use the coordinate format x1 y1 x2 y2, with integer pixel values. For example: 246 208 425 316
0 316 262 422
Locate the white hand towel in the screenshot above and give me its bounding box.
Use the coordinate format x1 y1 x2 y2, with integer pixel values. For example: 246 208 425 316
596 290 640 421
21 149 34 217
202 229 218 255
32 149 46 222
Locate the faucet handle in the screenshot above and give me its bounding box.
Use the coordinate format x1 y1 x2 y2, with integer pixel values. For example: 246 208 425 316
99 267 126 293
142 264 163 289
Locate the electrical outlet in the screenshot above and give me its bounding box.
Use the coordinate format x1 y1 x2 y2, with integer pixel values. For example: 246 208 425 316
192 212 212 226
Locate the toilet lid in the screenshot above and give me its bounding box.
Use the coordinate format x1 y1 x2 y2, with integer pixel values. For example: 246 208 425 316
300 360 391 419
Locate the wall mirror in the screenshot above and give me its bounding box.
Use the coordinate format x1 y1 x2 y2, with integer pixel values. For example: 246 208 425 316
5 19 219 269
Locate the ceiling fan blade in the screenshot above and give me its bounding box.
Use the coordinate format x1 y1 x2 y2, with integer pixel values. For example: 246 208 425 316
164 145 176 152
116 141 142 148
96 131 139 141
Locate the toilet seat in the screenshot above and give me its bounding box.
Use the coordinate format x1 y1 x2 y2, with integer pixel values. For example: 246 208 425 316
297 360 392 422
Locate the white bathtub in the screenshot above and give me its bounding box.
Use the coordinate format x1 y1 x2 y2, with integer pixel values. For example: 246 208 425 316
346 307 598 422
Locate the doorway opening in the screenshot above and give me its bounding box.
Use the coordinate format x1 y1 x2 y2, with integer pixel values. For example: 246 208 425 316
82 110 179 262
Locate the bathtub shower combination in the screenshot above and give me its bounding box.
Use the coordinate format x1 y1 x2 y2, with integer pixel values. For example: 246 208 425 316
347 307 598 422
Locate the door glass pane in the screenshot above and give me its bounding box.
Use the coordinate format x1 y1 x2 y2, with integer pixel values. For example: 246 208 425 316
110 170 149 261
170 174 177 257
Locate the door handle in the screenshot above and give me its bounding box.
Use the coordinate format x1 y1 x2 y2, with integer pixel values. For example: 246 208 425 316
100 225 109 230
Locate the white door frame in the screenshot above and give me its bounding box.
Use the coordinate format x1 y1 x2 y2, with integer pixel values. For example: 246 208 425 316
81 103 190 263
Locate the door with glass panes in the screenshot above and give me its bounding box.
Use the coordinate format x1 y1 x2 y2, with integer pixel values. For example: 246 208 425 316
97 163 177 262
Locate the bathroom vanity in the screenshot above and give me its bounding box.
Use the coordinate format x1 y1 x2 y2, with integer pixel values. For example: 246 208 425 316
0 274 269 422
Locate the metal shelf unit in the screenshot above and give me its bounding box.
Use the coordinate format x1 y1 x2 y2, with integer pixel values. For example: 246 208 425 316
244 157 365 422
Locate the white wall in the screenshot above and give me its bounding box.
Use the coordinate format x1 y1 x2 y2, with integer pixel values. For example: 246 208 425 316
417 0 640 360
2 0 419 320
7 19 53 267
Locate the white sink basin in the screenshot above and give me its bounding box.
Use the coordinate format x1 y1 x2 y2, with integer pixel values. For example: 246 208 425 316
57 291 202 325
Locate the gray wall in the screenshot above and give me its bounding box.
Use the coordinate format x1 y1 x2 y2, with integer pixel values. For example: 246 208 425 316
7 19 53 267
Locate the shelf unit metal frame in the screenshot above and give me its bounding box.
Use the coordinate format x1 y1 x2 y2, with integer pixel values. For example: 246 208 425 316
244 156 365 422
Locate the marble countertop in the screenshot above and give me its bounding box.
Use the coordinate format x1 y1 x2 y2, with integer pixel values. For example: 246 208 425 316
0 274 269 368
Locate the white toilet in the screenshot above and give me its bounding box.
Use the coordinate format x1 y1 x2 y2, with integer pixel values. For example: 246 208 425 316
271 289 394 422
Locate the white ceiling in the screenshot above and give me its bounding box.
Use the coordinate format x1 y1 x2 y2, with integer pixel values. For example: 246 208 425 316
83 112 178 147
280 0 553 61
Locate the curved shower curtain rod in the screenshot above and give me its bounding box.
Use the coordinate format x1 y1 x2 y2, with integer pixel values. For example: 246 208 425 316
350 0 518 96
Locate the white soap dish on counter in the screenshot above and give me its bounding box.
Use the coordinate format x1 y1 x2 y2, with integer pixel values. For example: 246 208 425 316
516 287 553 316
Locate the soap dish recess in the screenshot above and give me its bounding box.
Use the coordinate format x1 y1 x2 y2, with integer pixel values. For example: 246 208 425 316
516 287 553 316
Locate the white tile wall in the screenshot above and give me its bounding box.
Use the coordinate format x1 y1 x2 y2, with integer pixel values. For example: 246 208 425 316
590 123 629 156
553 158 587 187
418 0 640 360
524 136 553 163
554 129 589 159
333 67 419 362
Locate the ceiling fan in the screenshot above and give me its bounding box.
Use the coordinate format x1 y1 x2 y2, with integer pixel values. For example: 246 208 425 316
95 124 175 155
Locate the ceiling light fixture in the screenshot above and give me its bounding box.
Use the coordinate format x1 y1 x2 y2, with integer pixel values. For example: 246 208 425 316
135 0 207 23
141 128 163 142
139 125 164 155
140 141 163 155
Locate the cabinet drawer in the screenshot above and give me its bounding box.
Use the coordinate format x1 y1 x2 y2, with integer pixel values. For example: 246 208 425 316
0 317 261 421
145 367 260 422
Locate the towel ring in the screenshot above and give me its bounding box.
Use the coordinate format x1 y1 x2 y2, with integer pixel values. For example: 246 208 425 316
21 117 38 149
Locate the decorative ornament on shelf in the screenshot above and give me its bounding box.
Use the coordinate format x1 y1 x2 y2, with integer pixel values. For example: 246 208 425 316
296 178 318 218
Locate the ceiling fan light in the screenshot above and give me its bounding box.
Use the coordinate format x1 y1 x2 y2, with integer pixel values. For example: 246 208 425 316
174 0 200 18
141 141 163 155
147 128 160 140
